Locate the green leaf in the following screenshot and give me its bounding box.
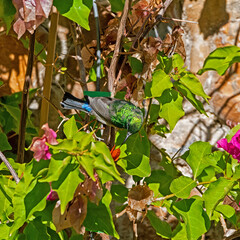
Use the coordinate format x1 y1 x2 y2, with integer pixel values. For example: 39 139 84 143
186 141 213 180
49 139 78 152
57 0 91 30
158 89 185 131
128 57 143 74
116 129 151 177
110 184 128 203
84 190 119 239
41 153 72 182
0 0 16 32
157 53 173 74
203 177 234 218
147 210 172 238
215 204 236 225
198 46 240 76
89 59 105 82
11 179 50 234
0 176 16 222
172 199 210 240
172 53 184 69
78 155 95 181
179 72 210 102
24 217 50 240
145 170 174 196
172 223 187 240
148 104 160 124
52 164 84 214
226 124 240 142
170 176 197 198
151 69 173 97
91 141 124 183
0 132 12 151
63 116 78 139
173 81 206 115
109 0 124 12
53 0 73 14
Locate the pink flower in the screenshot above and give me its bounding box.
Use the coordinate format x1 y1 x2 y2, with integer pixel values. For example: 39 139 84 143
30 123 58 161
217 130 240 162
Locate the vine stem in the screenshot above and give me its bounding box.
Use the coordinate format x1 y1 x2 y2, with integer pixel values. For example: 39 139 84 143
153 180 216 202
0 151 20 184
17 31 35 163
39 9 59 133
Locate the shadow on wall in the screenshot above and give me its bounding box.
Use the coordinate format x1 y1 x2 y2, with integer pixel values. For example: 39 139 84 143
198 0 229 39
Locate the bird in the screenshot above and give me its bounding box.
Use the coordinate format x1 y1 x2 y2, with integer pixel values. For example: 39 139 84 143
61 92 144 144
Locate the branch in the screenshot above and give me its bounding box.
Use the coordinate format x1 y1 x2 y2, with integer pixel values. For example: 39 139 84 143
39 10 59 132
17 31 35 163
0 151 20 184
69 22 88 91
93 0 101 91
108 0 131 96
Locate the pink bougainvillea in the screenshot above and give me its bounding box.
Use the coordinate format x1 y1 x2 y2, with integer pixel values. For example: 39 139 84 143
12 0 53 39
30 123 58 161
217 130 240 162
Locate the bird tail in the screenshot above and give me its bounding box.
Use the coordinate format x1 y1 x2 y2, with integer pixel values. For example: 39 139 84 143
61 92 91 112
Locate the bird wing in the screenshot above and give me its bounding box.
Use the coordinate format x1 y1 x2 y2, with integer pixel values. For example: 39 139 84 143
88 97 114 125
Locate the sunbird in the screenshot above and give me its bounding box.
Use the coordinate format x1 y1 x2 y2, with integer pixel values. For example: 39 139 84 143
61 92 144 144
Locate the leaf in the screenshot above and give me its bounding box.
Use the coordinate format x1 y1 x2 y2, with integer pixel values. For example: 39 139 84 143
84 190 119 239
172 223 187 240
52 165 84 214
63 116 78 139
179 72 210 102
226 124 240 142
148 104 160 124
198 46 240 76
186 141 213 180
170 176 197 198
128 57 143 74
215 204 236 225
91 142 124 183
59 0 91 30
50 139 78 152
40 153 72 182
158 89 185 131
150 69 173 97
147 210 172 238
173 81 206 115
11 179 50 234
145 170 174 196
0 132 12 151
172 53 184 69
89 59 105 82
0 176 16 222
0 0 16 32
109 0 124 12
203 177 234 218
116 129 151 177
172 199 210 240
24 217 50 240
157 53 173 74
110 184 128 203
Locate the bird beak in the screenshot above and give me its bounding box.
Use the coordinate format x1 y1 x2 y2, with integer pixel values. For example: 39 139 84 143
120 132 132 147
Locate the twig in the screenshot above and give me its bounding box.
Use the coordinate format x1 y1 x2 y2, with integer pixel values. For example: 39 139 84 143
108 0 131 96
69 22 88 91
0 151 20 184
39 10 59 132
17 31 35 163
93 0 101 91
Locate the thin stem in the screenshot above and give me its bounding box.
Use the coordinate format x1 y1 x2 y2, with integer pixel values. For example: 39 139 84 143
69 22 88 91
39 10 59 133
93 0 101 91
17 31 35 163
0 151 20 184
108 0 131 96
